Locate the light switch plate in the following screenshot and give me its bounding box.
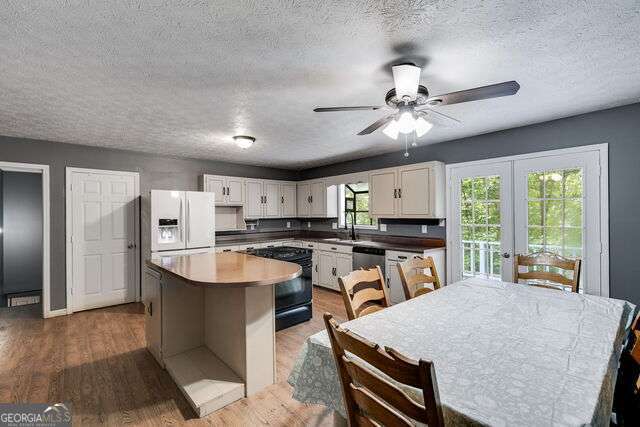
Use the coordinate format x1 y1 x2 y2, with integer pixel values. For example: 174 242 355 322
421 225 428 233
286 221 291 228
332 222 337 229
379 223 387 232
307 221 311 228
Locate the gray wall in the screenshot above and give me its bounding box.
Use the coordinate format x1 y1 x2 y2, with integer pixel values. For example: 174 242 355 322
0 136 297 311
302 103 640 305
2 171 43 296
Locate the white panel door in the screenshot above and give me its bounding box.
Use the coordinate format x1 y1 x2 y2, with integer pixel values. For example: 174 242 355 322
263 181 281 218
310 182 326 217
71 171 137 311
449 162 514 283
513 151 601 295
226 177 245 205
205 175 226 204
281 183 297 217
370 169 397 217
297 183 310 217
398 165 431 216
186 191 215 249
244 180 263 218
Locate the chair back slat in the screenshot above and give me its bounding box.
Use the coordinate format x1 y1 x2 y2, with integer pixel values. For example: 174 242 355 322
324 313 444 427
338 266 390 320
513 252 581 293
397 256 441 300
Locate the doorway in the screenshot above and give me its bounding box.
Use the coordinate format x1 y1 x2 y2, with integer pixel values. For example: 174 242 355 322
66 168 140 313
0 162 51 318
446 144 608 296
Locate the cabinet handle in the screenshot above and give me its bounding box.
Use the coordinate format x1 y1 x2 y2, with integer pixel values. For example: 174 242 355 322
393 188 397 199
223 249 231 252
226 186 230 196
398 256 407 260
386 277 390 288
148 301 153 316
315 264 318 272
331 247 337 251
281 195 284 204
310 195 313 203
222 187 226 196
398 188 402 198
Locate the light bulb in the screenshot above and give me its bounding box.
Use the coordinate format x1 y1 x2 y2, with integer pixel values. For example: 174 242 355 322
397 112 416 134
415 117 433 137
382 119 400 140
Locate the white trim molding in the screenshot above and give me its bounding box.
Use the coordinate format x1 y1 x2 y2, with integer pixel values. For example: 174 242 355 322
65 167 141 315
0 161 52 318
446 143 609 296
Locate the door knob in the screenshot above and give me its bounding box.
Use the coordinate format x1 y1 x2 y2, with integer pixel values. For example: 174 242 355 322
502 252 510 259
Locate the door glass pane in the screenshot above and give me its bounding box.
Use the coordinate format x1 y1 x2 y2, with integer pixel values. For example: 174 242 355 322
526 168 583 259
460 176 502 280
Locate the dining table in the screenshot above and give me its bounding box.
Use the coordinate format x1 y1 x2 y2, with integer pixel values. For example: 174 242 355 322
288 277 637 426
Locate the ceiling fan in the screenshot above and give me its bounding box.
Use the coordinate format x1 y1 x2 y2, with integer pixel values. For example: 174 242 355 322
314 63 520 140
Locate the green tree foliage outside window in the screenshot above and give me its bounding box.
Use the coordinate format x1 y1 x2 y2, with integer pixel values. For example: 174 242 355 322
345 183 377 227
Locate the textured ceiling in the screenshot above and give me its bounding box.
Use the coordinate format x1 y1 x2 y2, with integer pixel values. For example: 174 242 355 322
1 1 640 169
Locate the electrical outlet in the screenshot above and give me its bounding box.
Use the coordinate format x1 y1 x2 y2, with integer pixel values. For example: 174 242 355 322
249 223 255 230
421 225 428 233
379 223 387 232
332 222 337 229
286 221 291 228
307 221 311 228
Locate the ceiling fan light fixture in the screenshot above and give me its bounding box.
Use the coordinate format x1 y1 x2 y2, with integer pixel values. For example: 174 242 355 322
382 119 400 140
392 63 421 101
397 111 416 134
233 135 255 149
415 117 434 137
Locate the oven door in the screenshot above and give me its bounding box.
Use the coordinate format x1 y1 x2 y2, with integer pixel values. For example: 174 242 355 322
275 261 312 312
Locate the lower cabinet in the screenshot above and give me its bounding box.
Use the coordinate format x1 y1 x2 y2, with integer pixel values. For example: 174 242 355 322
143 267 163 366
316 250 353 291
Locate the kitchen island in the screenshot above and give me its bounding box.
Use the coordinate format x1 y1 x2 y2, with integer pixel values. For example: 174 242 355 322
143 251 301 417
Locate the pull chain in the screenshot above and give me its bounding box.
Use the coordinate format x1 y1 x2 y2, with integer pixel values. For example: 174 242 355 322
404 134 409 157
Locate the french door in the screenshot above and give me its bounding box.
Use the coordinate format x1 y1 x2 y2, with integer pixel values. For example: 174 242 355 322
447 146 607 295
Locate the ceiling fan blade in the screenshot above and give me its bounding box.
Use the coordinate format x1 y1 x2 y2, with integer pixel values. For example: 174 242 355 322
313 106 382 112
392 63 422 101
426 81 520 106
416 108 462 127
357 115 395 135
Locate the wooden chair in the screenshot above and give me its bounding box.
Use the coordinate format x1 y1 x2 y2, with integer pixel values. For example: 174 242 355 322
324 313 444 427
613 314 640 425
513 252 581 293
338 266 390 321
397 255 441 300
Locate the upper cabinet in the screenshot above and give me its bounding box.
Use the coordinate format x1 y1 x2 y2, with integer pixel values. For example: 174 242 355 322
297 180 338 218
280 183 297 217
201 174 244 206
244 179 297 219
369 161 445 219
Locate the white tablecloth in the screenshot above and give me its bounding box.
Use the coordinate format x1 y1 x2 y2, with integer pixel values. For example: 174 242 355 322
288 278 637 426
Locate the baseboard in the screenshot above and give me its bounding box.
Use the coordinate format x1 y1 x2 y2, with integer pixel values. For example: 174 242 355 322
45 308 69 318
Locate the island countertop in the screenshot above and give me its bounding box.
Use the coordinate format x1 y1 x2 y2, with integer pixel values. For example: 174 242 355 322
146 251 302 287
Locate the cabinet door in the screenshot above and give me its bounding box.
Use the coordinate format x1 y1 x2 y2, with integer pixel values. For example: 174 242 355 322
297 183 310 217
335 254 353 290
318 251 336 289
370 169 397 217
244 180 264 218
385 259 405 304
205 176 226 205
280 183 297 217
398 165 431 217
263 181 281 218
310 181 326 217
144 268 162 366
226 177 245 205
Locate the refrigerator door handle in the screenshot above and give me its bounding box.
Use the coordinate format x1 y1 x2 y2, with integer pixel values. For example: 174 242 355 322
186 199 190 246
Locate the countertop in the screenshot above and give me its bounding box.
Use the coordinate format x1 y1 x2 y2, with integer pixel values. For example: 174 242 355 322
216 233 446 254
146 252 302 288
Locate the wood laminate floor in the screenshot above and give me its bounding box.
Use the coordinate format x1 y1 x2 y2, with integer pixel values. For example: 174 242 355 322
0 286 347 426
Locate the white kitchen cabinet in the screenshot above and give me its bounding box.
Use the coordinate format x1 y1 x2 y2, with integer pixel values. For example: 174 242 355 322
263 181 281 218
312 250 319 285
297 180 338 218
143 267 163 366
385 248 446 304
201 174 245 206
369 161 445 219
384 258 405 304
244 179 264 218
280 183 297 217
317 249 353 291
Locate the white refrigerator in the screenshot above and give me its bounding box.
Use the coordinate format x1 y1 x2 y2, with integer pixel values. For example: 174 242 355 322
150 190 216 256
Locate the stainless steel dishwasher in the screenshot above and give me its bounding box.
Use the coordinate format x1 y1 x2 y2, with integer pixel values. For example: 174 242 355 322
352 246 385 277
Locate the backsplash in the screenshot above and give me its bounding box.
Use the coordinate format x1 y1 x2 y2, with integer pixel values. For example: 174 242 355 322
216 217 446 239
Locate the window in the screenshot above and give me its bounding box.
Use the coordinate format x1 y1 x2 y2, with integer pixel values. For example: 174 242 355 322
339 183 377 228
